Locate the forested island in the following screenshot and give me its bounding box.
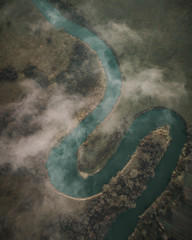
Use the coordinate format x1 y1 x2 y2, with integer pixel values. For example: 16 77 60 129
62 125 173 239
0 1 192 240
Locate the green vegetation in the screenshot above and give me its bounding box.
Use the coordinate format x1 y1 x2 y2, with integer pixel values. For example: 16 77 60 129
54 0 192 174
0 0 106 139
49 2 192 238
54 41 106 96
128 134 192 240
1 0 192 239
77 107 132 176
38 125 172 240
79 126 172 239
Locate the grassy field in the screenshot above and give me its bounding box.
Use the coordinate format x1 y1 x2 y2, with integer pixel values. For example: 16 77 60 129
0 0 192 239
53 0 192 239
0 0 106 239
62 0 192 173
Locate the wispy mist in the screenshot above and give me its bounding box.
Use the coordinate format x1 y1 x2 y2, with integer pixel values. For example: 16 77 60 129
0 79 92 169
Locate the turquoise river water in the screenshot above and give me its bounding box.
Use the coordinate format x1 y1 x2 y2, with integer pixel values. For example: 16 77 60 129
32 0 187 239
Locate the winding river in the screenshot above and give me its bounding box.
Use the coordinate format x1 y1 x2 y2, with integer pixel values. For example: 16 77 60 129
32 0 187 239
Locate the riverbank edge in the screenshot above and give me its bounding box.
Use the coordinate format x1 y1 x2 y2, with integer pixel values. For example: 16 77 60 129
128 141 191 239
84 125 172 239
36 2 190 240
77 105 188 178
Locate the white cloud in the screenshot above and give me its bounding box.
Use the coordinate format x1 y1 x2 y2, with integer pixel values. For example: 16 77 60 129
122 65 186 102
95 22 142 55
0 80 91 169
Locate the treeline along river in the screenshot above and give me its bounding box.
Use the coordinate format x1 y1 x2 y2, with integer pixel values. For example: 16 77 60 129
32 1 187 239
